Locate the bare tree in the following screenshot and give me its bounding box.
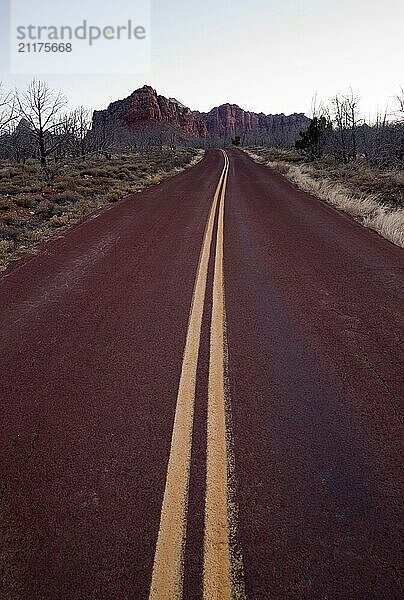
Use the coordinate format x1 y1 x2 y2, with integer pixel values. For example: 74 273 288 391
395 87 404 117
394 87 404 161
70 106 92 158
16 79 68 168
344 89 361 161
332 94 349 163
0 82 17 135
85 112 125 157
1 120 34 163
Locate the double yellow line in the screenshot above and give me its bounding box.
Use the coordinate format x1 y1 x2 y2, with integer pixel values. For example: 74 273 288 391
149 150 241 599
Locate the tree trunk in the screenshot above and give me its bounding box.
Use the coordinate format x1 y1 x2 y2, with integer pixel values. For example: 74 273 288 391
39 129 47 167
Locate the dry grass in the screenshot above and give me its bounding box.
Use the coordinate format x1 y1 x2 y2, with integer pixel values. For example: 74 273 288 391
244 147 404 248
0 148 204 270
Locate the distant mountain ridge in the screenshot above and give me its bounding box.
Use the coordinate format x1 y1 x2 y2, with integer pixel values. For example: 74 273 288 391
92 85 309 141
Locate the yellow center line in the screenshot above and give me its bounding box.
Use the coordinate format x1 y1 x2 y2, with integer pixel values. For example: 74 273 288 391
203 150 235 599
148 153 229 600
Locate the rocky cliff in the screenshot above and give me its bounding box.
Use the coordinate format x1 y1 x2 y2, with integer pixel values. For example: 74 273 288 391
92 85 309 141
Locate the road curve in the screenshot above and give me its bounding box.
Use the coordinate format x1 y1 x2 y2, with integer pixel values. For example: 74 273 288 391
0 148 403 599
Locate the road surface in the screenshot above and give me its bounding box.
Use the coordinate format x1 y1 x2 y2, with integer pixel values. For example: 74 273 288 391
0 149 403 599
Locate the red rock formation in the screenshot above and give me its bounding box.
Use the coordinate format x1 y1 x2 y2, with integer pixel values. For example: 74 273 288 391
92 85 309 141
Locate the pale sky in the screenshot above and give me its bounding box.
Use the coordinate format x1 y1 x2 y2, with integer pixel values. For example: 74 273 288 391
1 0 403 119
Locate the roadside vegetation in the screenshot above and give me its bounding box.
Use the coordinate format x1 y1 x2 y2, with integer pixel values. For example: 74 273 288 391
244 147 404 247
0 148 202 270
242 89 404 248
0 79 203 271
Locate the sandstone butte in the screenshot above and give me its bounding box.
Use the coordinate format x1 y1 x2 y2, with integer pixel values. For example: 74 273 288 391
92 85 309 141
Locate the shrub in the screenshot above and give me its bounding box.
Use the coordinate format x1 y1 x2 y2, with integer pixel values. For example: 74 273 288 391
35 200 55 218
108 189 124 202
80 166 114 178
0 226 19 241
24 183 43 193
14 218 30 228
57 176 77 190
274 162 290 175
75 185 95 197
15 197 38 208
118 170 131 179
3 213 18 226
55 190 83 205
22 229 48 243
49 214 70 228
0 181 18 195
0 240 13 259
0 197 12 210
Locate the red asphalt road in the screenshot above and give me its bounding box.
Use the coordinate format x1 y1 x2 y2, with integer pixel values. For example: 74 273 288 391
0 149 403 599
